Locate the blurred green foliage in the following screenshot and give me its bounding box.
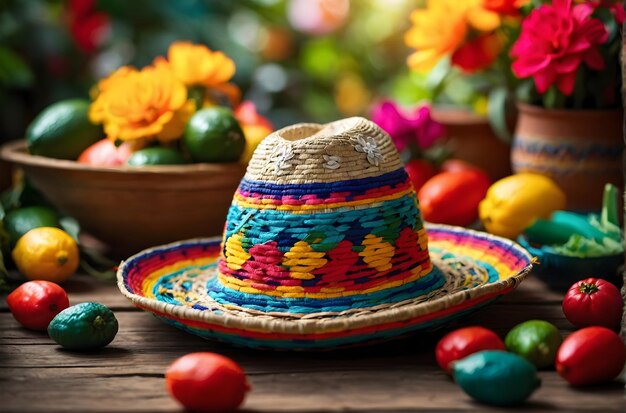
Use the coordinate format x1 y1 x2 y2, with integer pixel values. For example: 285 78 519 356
0 0 430 140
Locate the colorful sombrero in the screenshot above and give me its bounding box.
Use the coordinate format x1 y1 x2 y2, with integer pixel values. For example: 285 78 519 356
118 117 533 350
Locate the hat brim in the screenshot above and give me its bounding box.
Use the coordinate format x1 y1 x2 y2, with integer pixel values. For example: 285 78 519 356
117 224 533 350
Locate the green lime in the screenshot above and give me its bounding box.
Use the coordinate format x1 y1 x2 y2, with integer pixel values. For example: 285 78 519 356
4 206 60 247
126 147 187 166
183 107 245 163
452 350 540 406
48 302 118 350
26 99 103 160
505 320 562 369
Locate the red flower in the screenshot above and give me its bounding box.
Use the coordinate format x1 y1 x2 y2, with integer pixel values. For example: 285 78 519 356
67 0 110 53
452 34 501 73
234 101 273 130
510 0 609 96
484 0 527 16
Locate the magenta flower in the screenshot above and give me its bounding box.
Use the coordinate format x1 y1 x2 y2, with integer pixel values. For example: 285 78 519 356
371 100 445 152
510 0 609 96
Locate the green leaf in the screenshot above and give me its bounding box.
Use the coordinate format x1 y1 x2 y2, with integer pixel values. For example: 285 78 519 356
1 182 23 212
543 86 565 109
0 248 9 291
551 234 623 257
59 216 80 243
594 8 619 42
0 46 34 89
515 79 535 103
572 68 586 109
79 245 118 282
79 259 117 282
426 57 452 101
187 85 206 110
487 87 512 143
601 183 619 228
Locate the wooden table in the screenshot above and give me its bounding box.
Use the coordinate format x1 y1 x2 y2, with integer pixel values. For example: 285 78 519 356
1 274 624 412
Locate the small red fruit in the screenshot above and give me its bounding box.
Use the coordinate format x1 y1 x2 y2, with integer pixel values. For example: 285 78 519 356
166 352 250 412
435 326 506 374
418 170 491 226
77 139 133 166
556 326 626 386
7 280 70 330
404 159 437 192
562 278 623 330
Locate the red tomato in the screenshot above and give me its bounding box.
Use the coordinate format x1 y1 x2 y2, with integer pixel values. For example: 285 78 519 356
562 278 623 330
440 159 485 175
418 170 491 226
404 159 438 192
7 281 70 330
166 352 250 412
77 139 133 166
556 327 626 386
435 326 505 374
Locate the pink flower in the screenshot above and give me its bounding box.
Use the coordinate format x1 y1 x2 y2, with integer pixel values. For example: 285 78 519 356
510 0 609 96
371 101 445 152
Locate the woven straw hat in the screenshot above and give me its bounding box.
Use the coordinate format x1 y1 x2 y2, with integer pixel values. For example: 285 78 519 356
118 117 533 350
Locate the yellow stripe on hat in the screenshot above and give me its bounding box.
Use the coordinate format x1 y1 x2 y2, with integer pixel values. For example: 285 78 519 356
429 239 512 279
142 257 218 299
233 188 415 212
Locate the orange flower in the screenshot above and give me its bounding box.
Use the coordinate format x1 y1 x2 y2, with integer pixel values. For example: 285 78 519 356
164 41 241 105
405 0 500 72
167 41 235 86
89 66 137 124
89 63 195 142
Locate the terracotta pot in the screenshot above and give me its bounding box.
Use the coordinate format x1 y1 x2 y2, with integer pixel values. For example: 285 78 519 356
0 141 246 257
432 108 512 180
511 103 623 212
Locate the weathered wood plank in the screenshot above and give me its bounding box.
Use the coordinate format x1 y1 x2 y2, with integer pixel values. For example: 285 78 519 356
2 366 625 413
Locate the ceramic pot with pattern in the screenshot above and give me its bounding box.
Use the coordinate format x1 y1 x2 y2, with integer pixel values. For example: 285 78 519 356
432 108 512 181
511 103 623 212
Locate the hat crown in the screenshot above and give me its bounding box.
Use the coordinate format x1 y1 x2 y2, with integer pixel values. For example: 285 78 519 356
245 117 404 184
214 117 437 311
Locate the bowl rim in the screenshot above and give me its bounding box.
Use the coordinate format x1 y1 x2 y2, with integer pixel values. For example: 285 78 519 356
0 140 247 175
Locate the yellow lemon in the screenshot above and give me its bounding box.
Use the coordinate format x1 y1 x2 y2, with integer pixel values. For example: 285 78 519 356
12 227 79 283
241 124 272 164
479 173 566 239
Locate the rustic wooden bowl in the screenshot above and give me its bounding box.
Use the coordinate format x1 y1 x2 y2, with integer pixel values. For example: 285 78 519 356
0 140 245 257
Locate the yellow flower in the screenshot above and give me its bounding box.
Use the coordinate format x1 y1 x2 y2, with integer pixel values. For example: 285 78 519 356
89 63 195 142
167 41 235 86
405 0 501 72
334 73 371 116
